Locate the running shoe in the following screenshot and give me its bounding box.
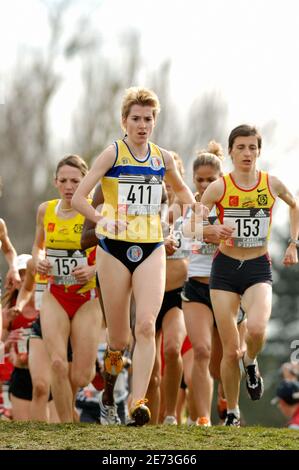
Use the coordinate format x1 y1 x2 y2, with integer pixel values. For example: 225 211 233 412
163 415 177 425
198 416 211 427
127 398 151 426
224 412 240 427
242 358 264 401
99 390 121 425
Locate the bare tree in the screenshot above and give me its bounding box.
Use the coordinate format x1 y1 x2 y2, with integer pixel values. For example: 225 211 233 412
0 2 71 271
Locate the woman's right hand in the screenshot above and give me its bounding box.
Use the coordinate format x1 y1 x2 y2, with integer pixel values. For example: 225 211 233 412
98 217 128 236
164 235 178 256
203 224 235 243
36 258 52 275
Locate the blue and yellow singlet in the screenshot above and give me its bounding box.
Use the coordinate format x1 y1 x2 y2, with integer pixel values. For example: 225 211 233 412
96 139 166 243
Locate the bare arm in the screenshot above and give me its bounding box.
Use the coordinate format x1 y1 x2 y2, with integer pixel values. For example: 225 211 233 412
200 178 224 210
270 175 299 266
163 150 195 205
72 145 116 224
31 202 51 275
81 184 104 250
0 219 20 289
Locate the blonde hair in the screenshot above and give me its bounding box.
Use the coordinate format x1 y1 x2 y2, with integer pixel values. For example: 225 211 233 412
169 151 185 177
193 140 224 174
121 87 161 127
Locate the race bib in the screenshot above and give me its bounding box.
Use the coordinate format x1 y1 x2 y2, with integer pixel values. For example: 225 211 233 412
167 217 191 259
118 174 162 216
46 248 87 285
223 208 270 247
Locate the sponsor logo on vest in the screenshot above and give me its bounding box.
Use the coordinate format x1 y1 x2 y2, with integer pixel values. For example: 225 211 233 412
73 224 83 234
229 196 239 206
257 194 268 206
47 223 55 232
58 226 69 235
242 198 255 208
73 250 84 257
255 209 266 217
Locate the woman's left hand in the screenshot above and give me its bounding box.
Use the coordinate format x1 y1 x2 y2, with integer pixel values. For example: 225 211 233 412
71 264 96 284
283 244 298 266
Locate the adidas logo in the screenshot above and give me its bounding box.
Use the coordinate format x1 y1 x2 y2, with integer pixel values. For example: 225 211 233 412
73 250 84 257
150 176 159 183
255 209 266 217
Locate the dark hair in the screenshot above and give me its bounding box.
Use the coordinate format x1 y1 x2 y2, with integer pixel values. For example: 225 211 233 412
55 155 88 178
228 125 262 152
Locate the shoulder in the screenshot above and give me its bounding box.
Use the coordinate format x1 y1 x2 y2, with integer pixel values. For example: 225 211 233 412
158 148 174 170
96 144 116 162
92 144 117 172
268 174 286 196
36 201 51 220
207 177 225 196
268 174 296 205
201 178 224 205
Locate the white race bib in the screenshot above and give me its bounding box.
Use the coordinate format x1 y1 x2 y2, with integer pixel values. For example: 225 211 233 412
223 208 270 247
118 174 162 216
46 248 87 285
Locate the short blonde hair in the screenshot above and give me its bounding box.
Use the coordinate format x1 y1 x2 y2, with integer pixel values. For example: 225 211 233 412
121 87 161 124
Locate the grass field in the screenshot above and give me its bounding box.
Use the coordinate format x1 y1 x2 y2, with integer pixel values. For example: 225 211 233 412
0 422 298 450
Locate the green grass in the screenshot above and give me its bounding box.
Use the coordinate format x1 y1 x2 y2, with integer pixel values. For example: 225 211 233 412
0 422 298 450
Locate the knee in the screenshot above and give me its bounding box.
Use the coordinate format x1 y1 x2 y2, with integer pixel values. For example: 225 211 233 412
193 344 211 363
246 324 266 343
222 347 239 363
148 370 161 391
32 379 49 399
163 340 181 362
135 318 155 340
51 357 69 379
73 368 94 389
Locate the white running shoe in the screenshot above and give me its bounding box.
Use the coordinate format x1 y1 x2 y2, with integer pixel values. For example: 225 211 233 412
99 390 121 425
163 415 178 425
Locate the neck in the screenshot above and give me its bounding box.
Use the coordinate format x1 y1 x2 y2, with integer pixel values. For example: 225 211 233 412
59 200 73 211
232 169 259 187
124 137 148 159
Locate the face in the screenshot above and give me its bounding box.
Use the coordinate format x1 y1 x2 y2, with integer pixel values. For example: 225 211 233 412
123 104 155 144
229 135 260 171
55 165 83 202
193 165 220 197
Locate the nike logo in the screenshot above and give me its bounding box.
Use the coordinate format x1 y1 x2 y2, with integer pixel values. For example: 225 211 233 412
257 188 266 193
